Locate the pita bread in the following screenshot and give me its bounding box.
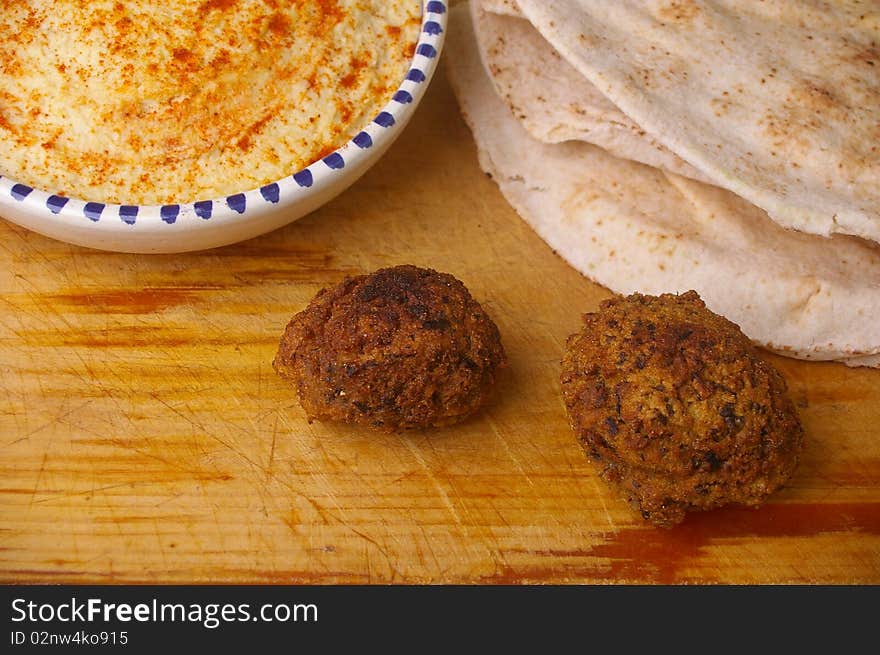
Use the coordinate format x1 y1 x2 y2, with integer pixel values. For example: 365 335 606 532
473 3 710 183
481 0 522 17
514 0 880 243
447 5 880 367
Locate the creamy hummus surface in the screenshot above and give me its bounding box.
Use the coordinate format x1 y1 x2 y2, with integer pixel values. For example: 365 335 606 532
0 0 421 204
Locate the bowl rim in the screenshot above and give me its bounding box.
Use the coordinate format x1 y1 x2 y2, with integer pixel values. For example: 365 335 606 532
0 0 448 232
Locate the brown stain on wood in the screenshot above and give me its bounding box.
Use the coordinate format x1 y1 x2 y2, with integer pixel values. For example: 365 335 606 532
657 1 701 24
47 288 207 314
585 502 880 583
486 503 880 584
486 502 880 584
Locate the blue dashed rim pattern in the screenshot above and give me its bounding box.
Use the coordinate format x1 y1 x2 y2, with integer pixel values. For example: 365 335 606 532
0 1 446 230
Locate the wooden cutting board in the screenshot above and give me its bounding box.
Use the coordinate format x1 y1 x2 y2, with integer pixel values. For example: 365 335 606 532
2 70 879 585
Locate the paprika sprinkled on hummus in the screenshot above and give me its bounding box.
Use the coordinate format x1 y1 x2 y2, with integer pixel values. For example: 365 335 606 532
0 0 421 204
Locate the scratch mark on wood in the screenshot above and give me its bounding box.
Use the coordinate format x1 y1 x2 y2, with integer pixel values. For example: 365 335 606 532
400 435 465 530
266 412 278 485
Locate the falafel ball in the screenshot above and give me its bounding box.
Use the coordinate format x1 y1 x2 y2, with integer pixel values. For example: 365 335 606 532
273 265 506 430
560 291 804 528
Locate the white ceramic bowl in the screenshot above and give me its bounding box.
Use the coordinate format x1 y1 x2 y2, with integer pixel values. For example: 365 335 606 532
0 1 447 254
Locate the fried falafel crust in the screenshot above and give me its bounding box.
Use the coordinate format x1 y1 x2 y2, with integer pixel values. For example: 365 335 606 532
274 265 506 431
561 291 804 527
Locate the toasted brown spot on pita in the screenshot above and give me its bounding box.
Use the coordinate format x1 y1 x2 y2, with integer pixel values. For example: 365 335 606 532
656 0 700 24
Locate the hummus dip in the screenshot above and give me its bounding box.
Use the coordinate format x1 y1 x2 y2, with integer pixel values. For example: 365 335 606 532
0 0 421 204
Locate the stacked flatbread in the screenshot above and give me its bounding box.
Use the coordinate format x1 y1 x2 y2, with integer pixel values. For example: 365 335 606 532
447 0 880 367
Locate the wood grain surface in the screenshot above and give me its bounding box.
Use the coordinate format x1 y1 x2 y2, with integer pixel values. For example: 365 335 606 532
2 67 879 584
